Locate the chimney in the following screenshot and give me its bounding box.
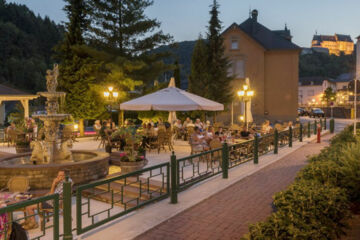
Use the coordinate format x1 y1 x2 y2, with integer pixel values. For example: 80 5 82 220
251 9 258 35
251 9 258 22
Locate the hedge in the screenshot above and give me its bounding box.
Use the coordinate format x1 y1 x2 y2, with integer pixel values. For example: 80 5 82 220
244 125 359 240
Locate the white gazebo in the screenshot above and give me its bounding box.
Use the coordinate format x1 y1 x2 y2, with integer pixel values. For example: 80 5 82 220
120 84 224 117
0 84 38 124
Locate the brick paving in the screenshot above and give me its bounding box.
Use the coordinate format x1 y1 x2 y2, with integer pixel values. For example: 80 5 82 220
135 134 333 240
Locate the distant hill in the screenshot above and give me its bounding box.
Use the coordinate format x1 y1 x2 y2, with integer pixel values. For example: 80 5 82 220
0 0 64 92
155 40 196 89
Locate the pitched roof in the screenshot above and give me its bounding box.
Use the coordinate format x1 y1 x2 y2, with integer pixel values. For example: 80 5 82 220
0 84 33 95
236 18 300 51
313 34 353 43
335 73 355 82
299 77 334 86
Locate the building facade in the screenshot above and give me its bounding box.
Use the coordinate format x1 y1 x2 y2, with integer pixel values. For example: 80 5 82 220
311 34 354 55
298 77 336 106
219 10 300 124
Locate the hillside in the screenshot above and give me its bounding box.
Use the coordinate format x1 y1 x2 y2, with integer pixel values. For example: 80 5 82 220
0 0 64 92
155 40 196 89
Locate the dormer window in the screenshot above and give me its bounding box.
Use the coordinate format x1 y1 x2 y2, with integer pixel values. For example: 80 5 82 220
231 39 239 49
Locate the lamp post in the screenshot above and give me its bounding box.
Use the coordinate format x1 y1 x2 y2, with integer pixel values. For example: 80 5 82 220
103 86 118 127
237 84 254 130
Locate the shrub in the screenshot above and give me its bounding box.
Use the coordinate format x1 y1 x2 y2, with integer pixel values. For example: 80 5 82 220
245 181 350 240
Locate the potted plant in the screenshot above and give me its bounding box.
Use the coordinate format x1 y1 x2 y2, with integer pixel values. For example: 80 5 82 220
113 128 147 173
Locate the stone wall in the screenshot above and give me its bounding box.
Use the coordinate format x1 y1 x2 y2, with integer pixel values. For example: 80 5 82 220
0 151 109 189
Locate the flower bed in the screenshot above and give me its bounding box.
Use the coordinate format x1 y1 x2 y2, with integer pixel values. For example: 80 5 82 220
244 124 360 240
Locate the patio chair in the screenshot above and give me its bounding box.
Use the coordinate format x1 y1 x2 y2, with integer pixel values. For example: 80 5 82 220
7 176 30 193
165 128 174 151
209 139 222 165
7 129 17 147
156 129 167 153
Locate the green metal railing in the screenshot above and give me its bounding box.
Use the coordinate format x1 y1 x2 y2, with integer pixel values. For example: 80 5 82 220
228 139 254 168
0 194 59 240
0 119 329 239
176 147 223 191
76 162 169 235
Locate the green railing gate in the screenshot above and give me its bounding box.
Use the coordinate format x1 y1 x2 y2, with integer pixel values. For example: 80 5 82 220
76 162 169 235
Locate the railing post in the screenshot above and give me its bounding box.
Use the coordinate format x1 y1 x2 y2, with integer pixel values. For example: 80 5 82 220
63 175 73 240
274 129 278 154
324 117 327 130
289 126 292 147
307 122 311 138
222 142 229 179
170 152 178 204
299 123 303 142
330 118 335 133
253 135 259 164
313 120 317 135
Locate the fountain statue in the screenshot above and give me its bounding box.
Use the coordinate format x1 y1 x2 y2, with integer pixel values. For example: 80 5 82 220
32 64 72 163
0 64 109 189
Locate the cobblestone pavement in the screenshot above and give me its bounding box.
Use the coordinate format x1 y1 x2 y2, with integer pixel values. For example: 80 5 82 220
135 134 333 240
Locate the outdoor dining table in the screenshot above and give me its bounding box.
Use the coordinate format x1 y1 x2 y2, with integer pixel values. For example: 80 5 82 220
0 192 32 238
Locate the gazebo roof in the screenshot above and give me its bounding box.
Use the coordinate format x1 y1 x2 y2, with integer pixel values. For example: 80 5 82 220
0 84 38 100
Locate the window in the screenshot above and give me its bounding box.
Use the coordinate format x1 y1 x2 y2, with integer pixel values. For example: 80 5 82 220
307 90 314 96
231 39 238 49
227 60 245 78
235 60 245 78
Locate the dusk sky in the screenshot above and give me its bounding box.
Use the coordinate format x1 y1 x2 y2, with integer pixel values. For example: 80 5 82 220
8 0 360 47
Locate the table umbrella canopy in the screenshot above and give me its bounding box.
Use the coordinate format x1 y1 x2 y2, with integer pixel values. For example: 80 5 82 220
120 87 224 111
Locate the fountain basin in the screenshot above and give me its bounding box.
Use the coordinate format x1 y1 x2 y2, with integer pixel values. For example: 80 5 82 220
0 150 109 189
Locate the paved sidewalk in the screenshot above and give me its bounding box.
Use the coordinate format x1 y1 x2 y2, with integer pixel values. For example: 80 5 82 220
136 134 333 240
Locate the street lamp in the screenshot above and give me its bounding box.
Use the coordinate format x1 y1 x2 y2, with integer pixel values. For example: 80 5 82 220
237 84 254 130
103 86 118 127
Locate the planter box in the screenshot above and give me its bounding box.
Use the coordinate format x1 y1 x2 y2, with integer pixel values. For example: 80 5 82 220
15 145 31 153
118 159 148 174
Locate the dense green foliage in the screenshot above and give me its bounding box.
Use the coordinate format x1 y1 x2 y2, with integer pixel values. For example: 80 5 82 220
85 0 173 86
0 0 63 92
245 126 360 239
188 36 209 97
187 1 232 105
322 87 336 105
300 52 355 78
173 59 181 88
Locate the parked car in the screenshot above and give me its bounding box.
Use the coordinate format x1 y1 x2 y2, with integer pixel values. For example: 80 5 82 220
309 108 325 118
298 108 308 116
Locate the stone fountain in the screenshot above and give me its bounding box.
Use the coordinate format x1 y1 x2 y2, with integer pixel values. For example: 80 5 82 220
0 65 109 189
32 64 72 163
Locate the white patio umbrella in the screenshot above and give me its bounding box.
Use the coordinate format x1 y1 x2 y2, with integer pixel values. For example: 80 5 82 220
240 78 253 123
167 78 177 124
120 85 224 112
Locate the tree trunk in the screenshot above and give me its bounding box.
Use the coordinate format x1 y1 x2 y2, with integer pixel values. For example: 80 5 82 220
79 119 84 137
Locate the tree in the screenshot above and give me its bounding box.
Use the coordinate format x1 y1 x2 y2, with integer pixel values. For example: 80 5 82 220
56 0 98 135
173 59 181 88
206 0 232 105
188 35 209 97
85 0 173 85
322 87 336 106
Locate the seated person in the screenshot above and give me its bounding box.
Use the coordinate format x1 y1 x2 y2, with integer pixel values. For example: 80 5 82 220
194 118 204 129
190 126 209 152
174 119 183 130
240 126 251 138
262 120 273 134
205 126 214 143
183 117 192 128
284 121 293 131
23 170 72 230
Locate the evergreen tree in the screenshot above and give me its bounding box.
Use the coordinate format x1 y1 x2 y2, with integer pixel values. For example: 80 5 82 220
188 35 209 97
56 0 101 135
206 0 232 105
85 0 173 84
173 59 181 88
